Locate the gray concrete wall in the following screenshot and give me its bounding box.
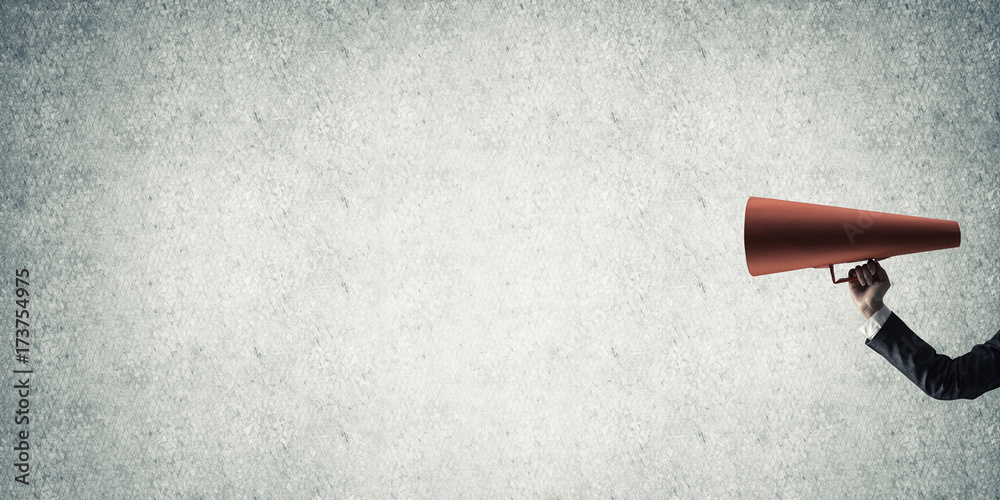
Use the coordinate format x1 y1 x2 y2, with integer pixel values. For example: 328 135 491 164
2 0 999 497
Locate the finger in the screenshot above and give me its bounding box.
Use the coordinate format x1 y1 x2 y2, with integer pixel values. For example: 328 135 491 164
867 260 880 283
861 265 874 286
872 259 887 282
847 268 862 289
853 265 866 286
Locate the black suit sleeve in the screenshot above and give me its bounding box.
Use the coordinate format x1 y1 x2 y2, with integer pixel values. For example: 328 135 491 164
865 313 1000 400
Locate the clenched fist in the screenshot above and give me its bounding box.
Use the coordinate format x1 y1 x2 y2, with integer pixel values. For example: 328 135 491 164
848 259 891 320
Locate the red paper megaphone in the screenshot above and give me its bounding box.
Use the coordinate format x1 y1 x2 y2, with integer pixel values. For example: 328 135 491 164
744 197 961 283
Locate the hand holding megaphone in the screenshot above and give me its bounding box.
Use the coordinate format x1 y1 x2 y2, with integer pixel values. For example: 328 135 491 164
848 259 891 320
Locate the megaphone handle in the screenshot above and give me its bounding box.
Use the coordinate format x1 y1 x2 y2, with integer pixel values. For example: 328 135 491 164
829 264 860 284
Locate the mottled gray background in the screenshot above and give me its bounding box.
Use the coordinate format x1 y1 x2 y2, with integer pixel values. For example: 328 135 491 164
2 0 999 497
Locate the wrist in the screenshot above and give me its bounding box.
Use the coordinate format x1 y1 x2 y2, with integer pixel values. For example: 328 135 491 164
860 300 884 320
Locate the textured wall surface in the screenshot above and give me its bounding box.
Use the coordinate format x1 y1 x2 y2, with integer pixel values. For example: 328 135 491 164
2 0 999 497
